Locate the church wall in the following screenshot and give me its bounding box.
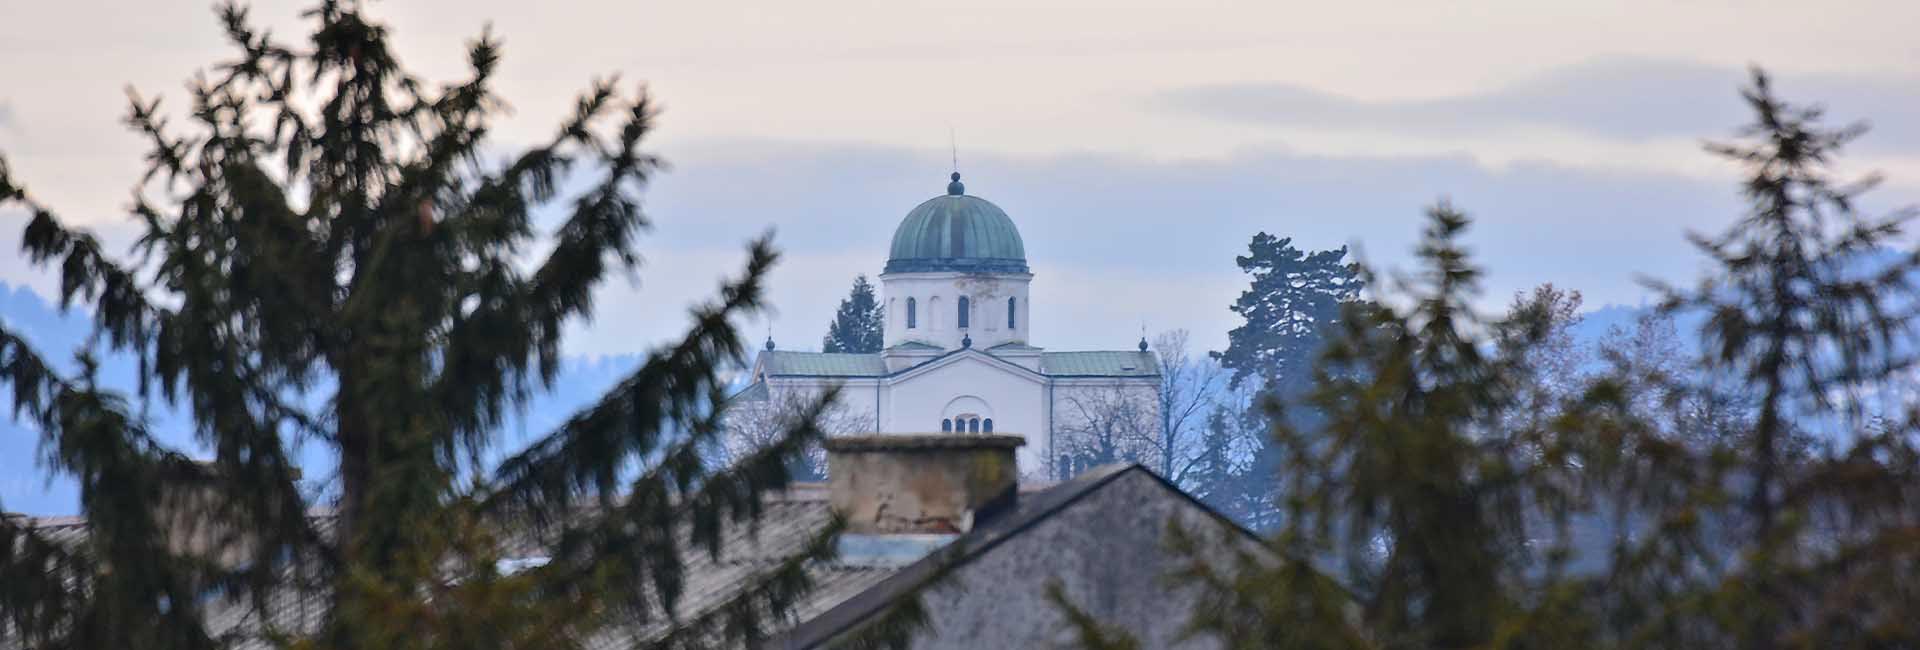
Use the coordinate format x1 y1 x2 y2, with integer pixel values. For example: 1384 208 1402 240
758 378 882 431
724 379 882 480
881 359 1050 476
753 372 1160 482
1046 378 1163 478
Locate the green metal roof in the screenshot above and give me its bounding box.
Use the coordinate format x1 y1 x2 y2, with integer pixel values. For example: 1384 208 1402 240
885 341 944 352
760 351 890 377
1038 351 1160 377
756 349 1158 378
885 174 1027 274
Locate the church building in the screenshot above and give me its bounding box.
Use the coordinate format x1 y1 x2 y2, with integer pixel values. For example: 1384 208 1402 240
735 173 1163 479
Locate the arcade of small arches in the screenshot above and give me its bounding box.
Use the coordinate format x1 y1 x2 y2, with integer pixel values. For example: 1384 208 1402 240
942 395 995 434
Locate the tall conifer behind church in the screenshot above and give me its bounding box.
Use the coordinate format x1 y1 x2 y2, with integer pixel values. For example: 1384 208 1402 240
0 2 845 648
821 274 884 353
1202 235 1364 528
1213 235 1364 396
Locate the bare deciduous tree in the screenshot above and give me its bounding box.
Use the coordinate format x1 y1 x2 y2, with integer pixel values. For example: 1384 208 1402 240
1597 310 1759 451
1053 384 1161 479
724 386 875 480
1153 329 1226 484
1498 284 1589 435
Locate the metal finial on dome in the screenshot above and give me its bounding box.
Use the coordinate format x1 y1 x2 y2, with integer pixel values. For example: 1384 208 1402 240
1138 337 1149 352
765 335 775 351
962 333 973 348
947 172 964 196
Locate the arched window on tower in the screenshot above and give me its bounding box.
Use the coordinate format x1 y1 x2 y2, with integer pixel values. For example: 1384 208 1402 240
941 418 952 432
967 418 980 433
1007 297 1016 330
983 418 993 433
906 297 917 329
957 296 970 329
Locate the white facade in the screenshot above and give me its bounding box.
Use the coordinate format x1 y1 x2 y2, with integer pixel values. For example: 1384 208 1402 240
879 271 1032 355
733 174 1161 480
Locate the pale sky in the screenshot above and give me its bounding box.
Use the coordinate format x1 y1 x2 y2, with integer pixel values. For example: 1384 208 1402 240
5 0 1920 357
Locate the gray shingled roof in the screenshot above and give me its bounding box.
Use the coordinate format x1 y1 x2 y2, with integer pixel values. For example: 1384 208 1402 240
757 349 1158 379
587 487 896 648
3 487 893 650
769 464 1255 648
10 465 1240 649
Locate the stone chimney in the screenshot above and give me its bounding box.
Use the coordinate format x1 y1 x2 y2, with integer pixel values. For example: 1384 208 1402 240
154 462 301 568
153 464 246 567
825 434 1023 535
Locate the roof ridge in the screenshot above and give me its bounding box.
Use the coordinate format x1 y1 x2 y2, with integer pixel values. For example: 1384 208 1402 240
767 465 1155 647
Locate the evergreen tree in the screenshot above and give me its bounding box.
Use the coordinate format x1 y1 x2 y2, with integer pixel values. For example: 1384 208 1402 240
1202 234 1364 531
0 3 862 648
1270 204 1540 648
821 274 884 353
1213 234 1365 396
1182 394 1271 530
1056 69 1920 650
1061 203 1551 650
1617 68 1920 648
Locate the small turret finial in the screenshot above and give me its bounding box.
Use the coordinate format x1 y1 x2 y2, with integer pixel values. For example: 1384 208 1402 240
765 324 775 351
962 333 973 348
947 172 964 196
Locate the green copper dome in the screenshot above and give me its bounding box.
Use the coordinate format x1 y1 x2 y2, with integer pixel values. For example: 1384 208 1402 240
885 173 1029 274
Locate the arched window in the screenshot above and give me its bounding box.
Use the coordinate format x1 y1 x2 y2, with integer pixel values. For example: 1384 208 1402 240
941 418 952 432
983 418 993 433
968 418 980 433
906 298 917 329
957 296 970 329
1007 297 1016 329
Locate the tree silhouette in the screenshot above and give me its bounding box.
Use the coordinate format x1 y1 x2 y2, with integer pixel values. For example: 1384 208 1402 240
0 3 845 648
822 274 884 353
1213 234 1365 395
1056 68 1920 650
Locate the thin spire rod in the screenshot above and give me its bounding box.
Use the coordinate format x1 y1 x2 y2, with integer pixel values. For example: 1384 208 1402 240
949 126 958 174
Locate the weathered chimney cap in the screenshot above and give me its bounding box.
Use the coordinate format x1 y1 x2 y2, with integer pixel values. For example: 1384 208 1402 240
824 434 1024 452
825 433 1025 535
